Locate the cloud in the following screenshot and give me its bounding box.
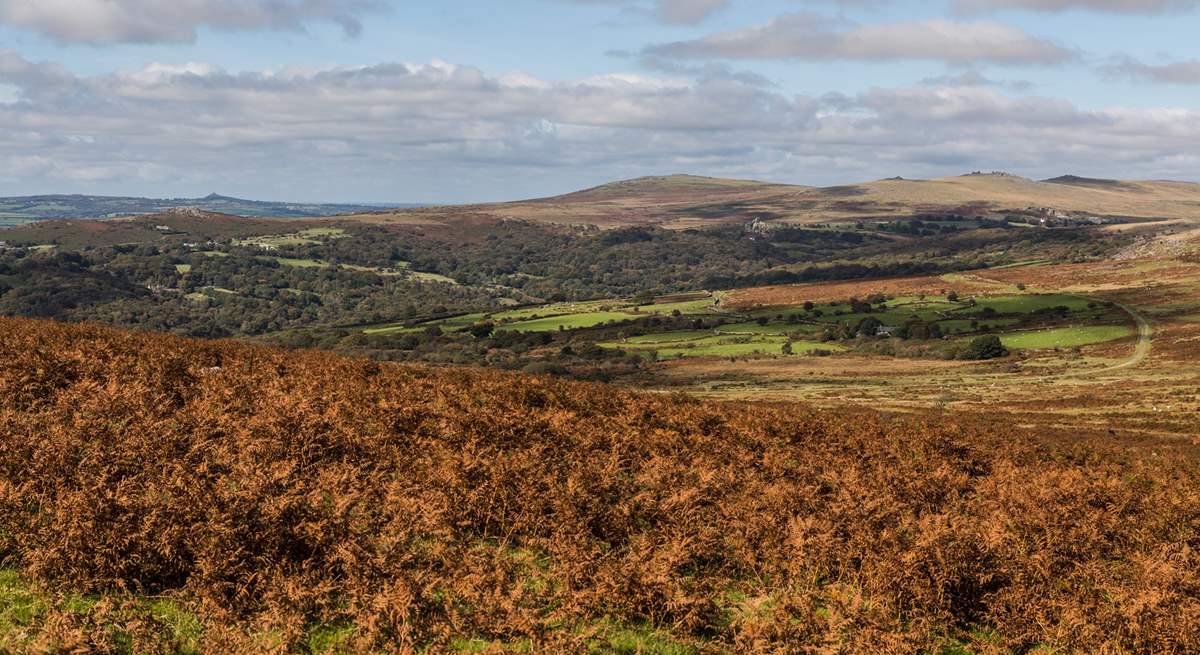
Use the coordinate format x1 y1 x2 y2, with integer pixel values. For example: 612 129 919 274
0 49 1196 201
1101 57 1200 84
644 13 1075 65
658 0 730 24
554 0 728 24
0 0 378 45
953 0 1200 13
918 70 1035 91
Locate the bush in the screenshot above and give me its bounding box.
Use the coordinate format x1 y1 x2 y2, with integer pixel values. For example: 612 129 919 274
964 334 1008 360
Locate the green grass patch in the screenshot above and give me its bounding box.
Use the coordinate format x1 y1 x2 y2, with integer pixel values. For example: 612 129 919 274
936 318 1022 334
491 301 617 322
967 294 1092 315
636 298 718 315
257 256 329 268
1000 325 1132 350
306 622 357 654
235 228 347 248
149 599 204 654
502 311 640 333
0 569 46 646
625 330 715 344
586 621 696 655
718 321 823 336
0 569 206 653
175 264 192 274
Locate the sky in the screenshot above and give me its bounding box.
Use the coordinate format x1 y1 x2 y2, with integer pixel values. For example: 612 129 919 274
0 0 1198 203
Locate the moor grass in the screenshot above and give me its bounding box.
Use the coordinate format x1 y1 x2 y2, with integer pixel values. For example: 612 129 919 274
0 318 1198 653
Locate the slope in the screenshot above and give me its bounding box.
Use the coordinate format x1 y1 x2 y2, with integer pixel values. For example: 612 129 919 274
344 172 1200 229
0 317 1198 653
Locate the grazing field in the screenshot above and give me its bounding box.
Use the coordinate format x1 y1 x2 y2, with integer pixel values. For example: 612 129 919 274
1 318 1199 653
236 227 347 247
1001 325 1133 350
503 310 641 332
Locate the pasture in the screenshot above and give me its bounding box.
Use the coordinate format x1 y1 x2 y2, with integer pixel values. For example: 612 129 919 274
1001 325 1132 350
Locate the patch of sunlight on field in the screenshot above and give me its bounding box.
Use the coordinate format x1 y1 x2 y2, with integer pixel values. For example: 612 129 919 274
1001 325 1132 350
502 311 641 333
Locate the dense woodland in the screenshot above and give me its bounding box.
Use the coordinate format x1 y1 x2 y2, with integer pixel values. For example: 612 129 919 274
0 217 1132 364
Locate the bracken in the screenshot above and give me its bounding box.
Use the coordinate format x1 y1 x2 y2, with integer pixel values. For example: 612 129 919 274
0 317 1197 654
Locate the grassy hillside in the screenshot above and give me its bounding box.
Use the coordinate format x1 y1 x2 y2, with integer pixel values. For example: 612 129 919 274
345 173 1200 229
1 318 1198 653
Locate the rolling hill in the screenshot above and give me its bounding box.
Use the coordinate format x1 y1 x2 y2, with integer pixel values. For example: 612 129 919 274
347 172 1200 229
7 173 1200 243
0 192 399 224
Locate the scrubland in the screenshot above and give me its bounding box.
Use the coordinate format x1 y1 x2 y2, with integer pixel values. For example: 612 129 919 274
1 318 1199 653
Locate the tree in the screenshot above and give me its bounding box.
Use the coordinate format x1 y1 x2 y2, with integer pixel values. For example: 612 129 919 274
947 291 960 303
467 322 494 339
965 335 1007 360
856 316 883 337
781 341 794 355
803 301 815 312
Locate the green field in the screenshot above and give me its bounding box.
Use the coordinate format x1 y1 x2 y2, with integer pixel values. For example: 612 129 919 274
636 298 719 315
970 294 1093 314
717 321 822 336
175 264 192 274
1000 325 1132 350
625 330 717 344
258 256 328 268
605 333 843 359
236 228 347 248
363 312 491 335
502 311 641 333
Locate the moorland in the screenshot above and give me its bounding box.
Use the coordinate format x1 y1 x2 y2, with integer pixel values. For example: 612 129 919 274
2 171 1200 652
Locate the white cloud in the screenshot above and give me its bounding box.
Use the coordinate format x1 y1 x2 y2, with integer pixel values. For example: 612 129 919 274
0 49 1196 201
954 0 1200 12
0 0 378 45
554 0 728 24
644 14 1075 65
1102 57 1200 84
658 0 729 24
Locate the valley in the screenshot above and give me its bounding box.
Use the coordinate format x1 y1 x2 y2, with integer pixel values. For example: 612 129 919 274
3 172 1200 651
2 172 1197 450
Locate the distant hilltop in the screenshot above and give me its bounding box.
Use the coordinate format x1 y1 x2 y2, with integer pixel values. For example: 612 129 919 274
0 193 415 222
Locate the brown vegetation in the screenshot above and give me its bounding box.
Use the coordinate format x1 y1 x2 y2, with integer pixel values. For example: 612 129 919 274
726 273 998 309
1 318 1199 653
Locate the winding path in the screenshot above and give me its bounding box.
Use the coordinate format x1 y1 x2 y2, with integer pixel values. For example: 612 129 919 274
947 271 1154 376
1084 298 1153 374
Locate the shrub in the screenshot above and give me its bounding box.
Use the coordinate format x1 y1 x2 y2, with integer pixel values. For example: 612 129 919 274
0 318 1196 653
964 334 1008 360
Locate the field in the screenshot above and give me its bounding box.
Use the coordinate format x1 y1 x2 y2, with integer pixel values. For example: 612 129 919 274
631 254 1200 442
2 317 1200 653
236 227 348 248
503 310 642 332
1000 325 1132 350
